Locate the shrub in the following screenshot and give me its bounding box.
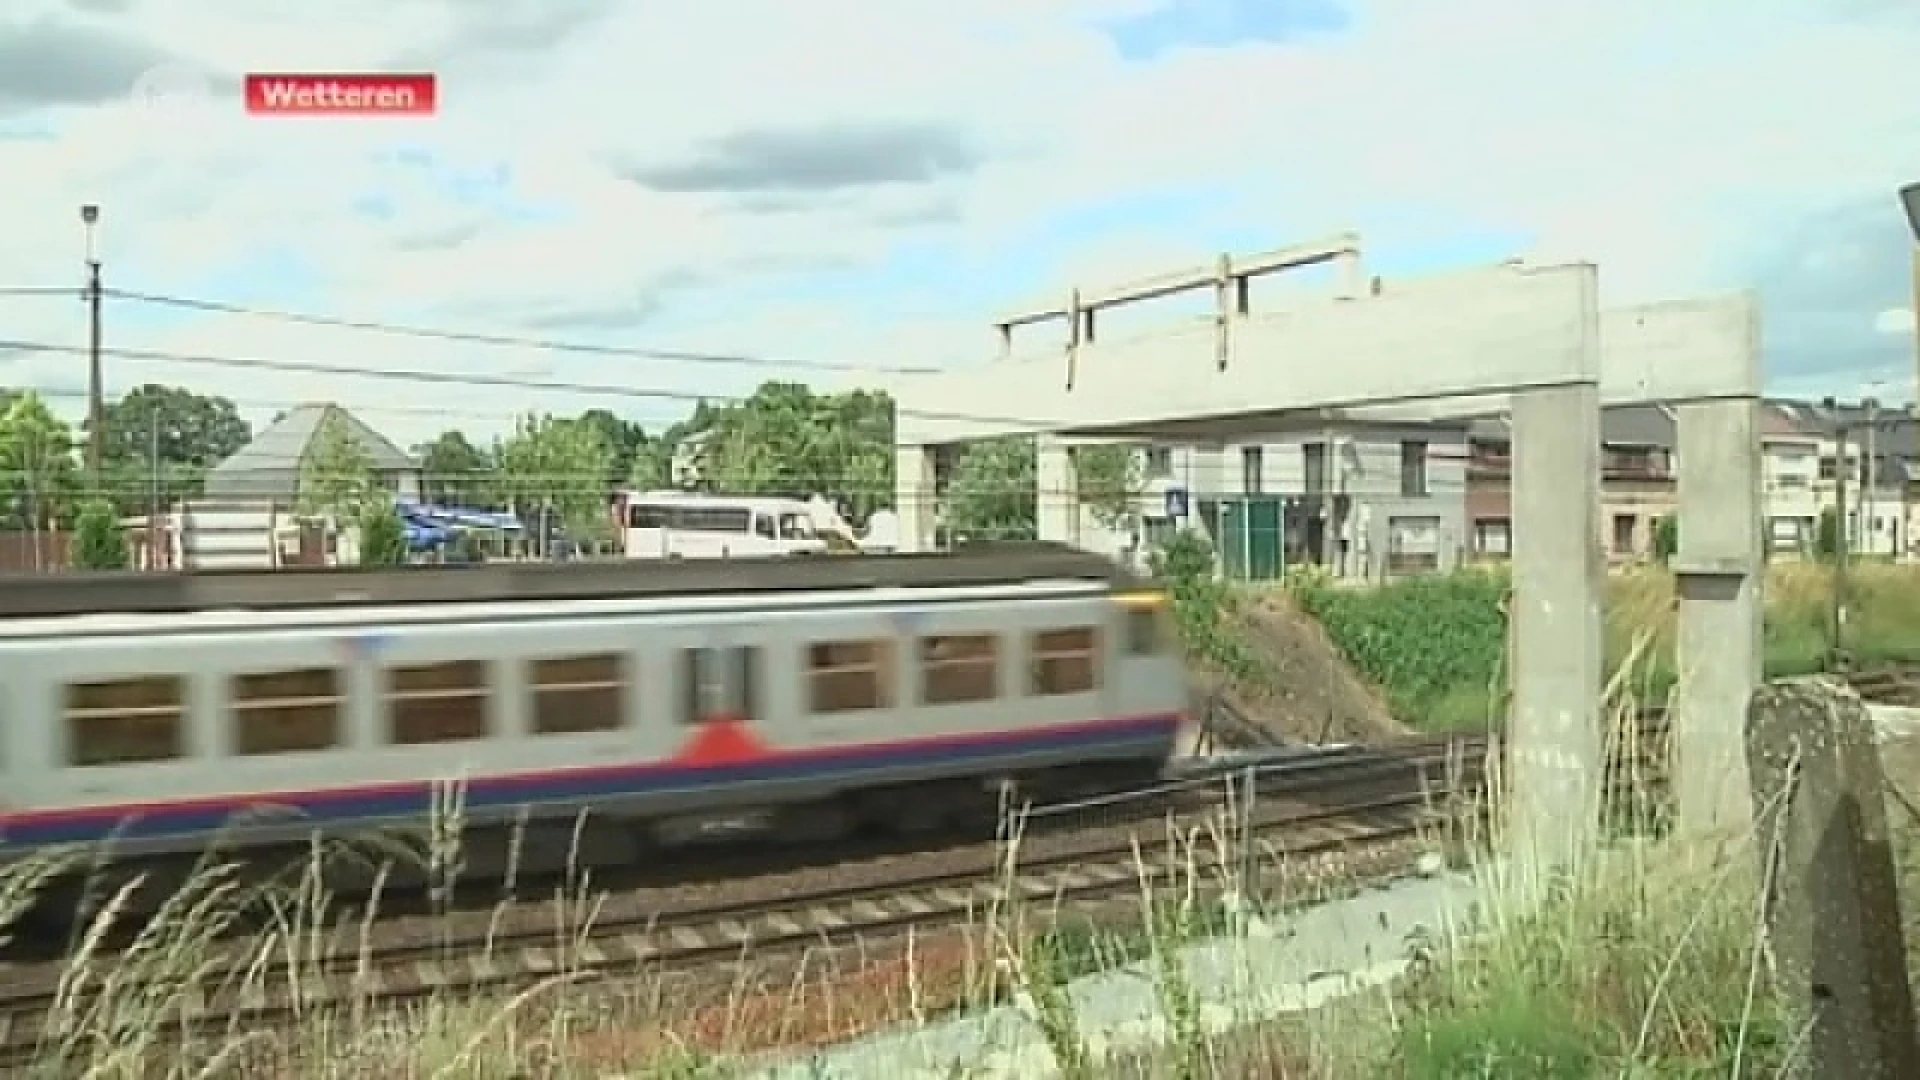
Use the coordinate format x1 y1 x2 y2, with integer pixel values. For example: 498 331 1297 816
1148 529 1261 683
1651 515 1677 564
1814 507 1840 561
358 505 410 567
1290 568 1509 725
70 496 129 570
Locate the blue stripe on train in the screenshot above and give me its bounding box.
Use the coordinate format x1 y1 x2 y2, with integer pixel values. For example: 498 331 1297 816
1 713 1180 847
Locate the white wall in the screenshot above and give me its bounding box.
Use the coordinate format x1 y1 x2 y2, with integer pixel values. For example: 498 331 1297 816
1125 423 1470 576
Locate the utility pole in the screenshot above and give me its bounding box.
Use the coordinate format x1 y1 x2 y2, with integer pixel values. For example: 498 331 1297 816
1910 246 1920 561
1828 398 1853 671
147 404 159 569
81 204 104 485
1863 395 1879 557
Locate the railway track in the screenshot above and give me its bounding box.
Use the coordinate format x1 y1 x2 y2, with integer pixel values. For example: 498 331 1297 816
1845 664 1920 706
0 738 1483 1066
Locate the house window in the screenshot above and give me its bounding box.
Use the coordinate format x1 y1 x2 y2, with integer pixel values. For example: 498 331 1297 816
1144 447 1173 478
1611 514 1637 555
1474 518 1511 557
1241 446 1264 495
1399 441 1429 497
1303 444 1327 495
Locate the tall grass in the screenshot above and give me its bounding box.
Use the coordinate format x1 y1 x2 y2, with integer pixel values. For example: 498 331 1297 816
1287 562 1920 733
0 714 1869 1077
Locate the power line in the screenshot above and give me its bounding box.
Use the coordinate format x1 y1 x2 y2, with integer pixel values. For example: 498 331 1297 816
0 336 1061 429
0 474 1105 497
103 288 943 376
24 385 623 425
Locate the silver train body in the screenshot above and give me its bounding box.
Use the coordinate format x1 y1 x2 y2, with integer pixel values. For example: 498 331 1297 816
0 573 1185 878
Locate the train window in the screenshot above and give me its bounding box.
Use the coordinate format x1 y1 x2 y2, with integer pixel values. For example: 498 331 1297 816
386 660 490 744
1029 628 1099 696
65 675 186 766
531 654 626 734
807 639 894 713
919 633 999 705
1125 609 1165 656
231 668 343 754
680 647 760 724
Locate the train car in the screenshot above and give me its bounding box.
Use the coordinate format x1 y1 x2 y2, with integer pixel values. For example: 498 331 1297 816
0 559 1184 897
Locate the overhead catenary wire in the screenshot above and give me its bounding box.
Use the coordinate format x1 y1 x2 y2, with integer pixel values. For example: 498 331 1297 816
0 477 1110 498
0 336 1061 431
100 289 944 375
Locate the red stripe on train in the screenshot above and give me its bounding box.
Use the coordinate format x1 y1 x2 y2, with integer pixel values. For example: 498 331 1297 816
671 713 770 767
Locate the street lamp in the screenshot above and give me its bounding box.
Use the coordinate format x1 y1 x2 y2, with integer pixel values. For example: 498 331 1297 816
79 204 103 482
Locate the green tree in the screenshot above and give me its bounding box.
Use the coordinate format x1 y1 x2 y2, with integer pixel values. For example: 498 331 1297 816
416 429 494 506
700 382 896 517
357 505 410 566
296 411 380 521
497 412 616 547
71 496 129 569
577 409 650 490
1073 444 1145 530
0 391 81 533
1815 506 1841 561
942 436 1145 542
92 384 250 514
945 436 1037 542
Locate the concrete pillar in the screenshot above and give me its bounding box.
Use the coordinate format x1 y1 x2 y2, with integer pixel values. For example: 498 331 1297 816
1036 435 1079 546
1333 249 1366 299
1507 383 1606 875
1672 398 1764 838
894 444 936 552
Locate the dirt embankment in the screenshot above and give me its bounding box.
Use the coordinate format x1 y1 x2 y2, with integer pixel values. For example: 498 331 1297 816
1190 592 1408 747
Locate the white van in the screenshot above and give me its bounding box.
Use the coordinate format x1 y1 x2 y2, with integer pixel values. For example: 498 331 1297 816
617 492 829 560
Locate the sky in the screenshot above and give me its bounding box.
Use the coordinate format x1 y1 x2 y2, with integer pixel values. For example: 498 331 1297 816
1 0 1919 450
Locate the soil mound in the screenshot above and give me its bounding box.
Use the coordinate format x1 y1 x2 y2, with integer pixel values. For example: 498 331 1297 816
1190 593 1408 748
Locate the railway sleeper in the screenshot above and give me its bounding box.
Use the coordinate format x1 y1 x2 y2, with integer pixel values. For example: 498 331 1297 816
8 761 1170 937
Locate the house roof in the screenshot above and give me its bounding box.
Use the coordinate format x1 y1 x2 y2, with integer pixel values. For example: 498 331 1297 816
1764 397 1916 438
203 403 416 502
1466 404 1676 448
1471 397 1920 453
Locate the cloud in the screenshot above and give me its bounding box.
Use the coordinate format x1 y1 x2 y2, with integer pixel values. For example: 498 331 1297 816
625 123 986 194
2 0 1919 450
0 14 180 108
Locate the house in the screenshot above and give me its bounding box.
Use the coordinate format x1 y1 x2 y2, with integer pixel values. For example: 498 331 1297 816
203 403 422 505
181 404 421 569
1128 420 1471 580
669 429 716 488
1754 401 1823 555
1466 404 1680 564
1762 398 1914 557
1463 397 1919 564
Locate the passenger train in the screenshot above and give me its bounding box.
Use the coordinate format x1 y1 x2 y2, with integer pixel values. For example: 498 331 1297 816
0 548 1185 900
